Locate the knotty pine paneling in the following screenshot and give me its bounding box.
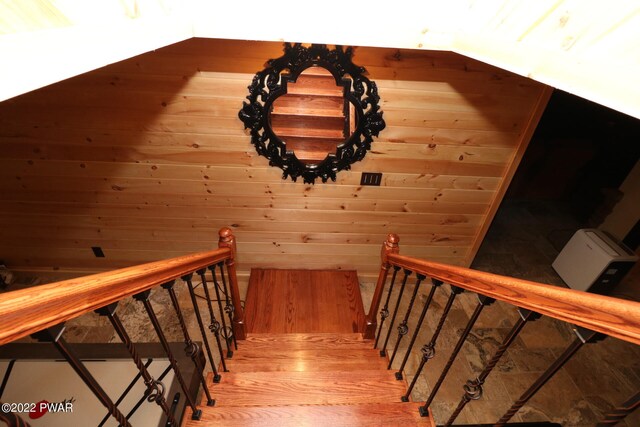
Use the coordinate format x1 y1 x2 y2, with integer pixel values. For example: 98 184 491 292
0 38 550 280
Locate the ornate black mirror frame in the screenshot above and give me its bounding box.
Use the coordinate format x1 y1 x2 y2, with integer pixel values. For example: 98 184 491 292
238 43 385 184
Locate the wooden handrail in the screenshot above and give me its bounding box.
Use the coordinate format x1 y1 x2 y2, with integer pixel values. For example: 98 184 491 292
387 252 640 345
0 240 235 346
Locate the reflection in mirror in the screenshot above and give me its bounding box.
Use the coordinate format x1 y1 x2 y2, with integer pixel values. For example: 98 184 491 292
238 43 385 184
270 66 355 164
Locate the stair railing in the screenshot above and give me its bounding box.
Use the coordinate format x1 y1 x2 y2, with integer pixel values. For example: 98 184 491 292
367 233 640 425
0 227 245 426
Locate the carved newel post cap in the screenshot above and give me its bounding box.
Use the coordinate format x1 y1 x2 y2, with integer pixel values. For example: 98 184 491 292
218 227 237 260
381 233 400 264
219 227 234 241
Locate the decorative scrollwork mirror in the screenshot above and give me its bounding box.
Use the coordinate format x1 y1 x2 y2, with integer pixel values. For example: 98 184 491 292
238 43 385 184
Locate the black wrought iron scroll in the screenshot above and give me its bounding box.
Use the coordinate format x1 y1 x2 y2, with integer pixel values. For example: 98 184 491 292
238 43 385 184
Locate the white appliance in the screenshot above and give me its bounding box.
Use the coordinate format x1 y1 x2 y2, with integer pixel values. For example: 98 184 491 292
552 229 638 294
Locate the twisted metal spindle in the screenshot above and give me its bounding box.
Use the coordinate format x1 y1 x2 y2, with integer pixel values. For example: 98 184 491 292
388 273 426 368
208 264 233 358
0 405 31 427
180 275 221 386
164 279 220 399
32 324 131 427
444 308 541 426
495 326 605 426
419 294 495 416
96 303 179 426
596 391 640 426
98 358 152 427
396 278 442 380
374 266 401 348
402 285 463 401
218 262 238 350
197 268 228 372
134 290 202 420
380 269 412 357
126 364 173 423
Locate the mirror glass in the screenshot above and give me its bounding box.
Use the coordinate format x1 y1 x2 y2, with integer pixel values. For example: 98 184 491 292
270 66 355 164
238 43 385 184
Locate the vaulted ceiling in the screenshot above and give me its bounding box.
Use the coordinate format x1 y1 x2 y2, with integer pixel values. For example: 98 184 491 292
1 0 639 119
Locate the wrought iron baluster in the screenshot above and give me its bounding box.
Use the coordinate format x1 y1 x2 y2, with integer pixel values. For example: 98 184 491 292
419 294 495 416
208 264 233 358
218 262 238 350
178 275 221 386
402 285 463 401
32 324 131 427
444 308 541 426
169 393 181 425
380 269 412 357
197 268 228 372
134 290 203 420
374 266 401 348
396 278 442 380
0 359 15 398
388 273 426 368
495 326 605 426
97 358 152 427
126 364 173 422
164 280 219 405
96 303 179 426
0 406 31 427
596 390 640 426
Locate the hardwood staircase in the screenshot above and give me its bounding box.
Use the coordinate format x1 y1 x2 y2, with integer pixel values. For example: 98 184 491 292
1 229 638 426
182 269 436 426
183 333 434 426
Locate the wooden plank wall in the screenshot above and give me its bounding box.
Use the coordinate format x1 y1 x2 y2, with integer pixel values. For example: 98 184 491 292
0 38 550 282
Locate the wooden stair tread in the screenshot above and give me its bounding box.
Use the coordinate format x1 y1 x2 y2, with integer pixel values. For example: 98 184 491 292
271 115 345 140
272 127 344 140
271 107 344 118
244 269 366 334
184 402 435 426
242 333 373 350
205 370 407 406
286 138 342 150
225 348 388 372
182 265 436 427
272 93 345 118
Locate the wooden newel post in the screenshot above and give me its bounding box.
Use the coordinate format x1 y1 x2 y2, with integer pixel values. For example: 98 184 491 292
364 233 400 339
218 227 246 340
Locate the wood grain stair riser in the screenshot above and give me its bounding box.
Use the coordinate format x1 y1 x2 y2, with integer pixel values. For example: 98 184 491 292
183 403 435 426
203 370 407 406
226 348 388 372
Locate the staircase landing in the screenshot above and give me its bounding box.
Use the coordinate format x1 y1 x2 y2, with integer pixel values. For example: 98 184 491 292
244 269 366 334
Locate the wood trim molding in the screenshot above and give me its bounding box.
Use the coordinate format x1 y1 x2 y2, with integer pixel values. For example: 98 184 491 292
388 253 640 345
0 247 231 345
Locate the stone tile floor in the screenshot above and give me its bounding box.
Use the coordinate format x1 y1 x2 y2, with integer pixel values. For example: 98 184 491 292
363 199 640 426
